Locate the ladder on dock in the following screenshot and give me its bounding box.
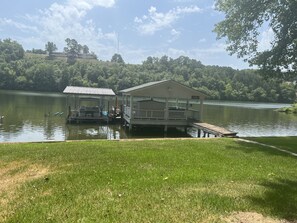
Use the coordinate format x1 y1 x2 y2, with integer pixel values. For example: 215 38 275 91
191 122 237 138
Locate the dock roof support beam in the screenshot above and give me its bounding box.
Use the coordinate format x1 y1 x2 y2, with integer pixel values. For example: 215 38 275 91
129 96 133 131
199 97 204 121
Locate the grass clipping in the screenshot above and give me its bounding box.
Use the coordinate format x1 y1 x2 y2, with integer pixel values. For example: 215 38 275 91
0 161 50 221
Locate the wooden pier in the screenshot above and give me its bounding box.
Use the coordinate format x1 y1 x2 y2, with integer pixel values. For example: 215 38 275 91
191 122 237 138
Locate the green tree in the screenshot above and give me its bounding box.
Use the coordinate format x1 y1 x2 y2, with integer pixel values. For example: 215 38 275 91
27 64 58 91
45 42 57 57
0 63 16 88
279 82 296 103
0 39 24 62
64 38 80 63
111 54 124 64
214 0 297 78
82 45 89 54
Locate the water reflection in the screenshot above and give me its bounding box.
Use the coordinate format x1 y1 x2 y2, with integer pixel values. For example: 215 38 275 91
203 104 297 137
66 124 126 140
1 90 297 142
0 90 66 142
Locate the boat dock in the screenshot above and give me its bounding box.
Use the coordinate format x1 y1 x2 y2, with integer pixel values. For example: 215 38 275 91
63 86 120 124
62 83 238 138
191 122 237 138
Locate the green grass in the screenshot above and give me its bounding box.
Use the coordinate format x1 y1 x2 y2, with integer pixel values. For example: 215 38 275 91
0 138 297 222
248 136 297 153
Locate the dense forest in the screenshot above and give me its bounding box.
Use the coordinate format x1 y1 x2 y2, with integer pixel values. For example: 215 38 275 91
0 38 296 103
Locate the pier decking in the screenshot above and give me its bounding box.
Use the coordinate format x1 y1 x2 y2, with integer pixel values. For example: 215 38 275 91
192 122 237 138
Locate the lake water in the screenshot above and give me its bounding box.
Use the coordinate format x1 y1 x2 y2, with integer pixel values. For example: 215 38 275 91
0 90 296 142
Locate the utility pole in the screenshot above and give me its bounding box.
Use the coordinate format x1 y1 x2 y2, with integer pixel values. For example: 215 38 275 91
117 33 120 54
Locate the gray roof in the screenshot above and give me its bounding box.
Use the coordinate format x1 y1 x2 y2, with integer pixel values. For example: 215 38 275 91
120 80 168 93
119 79 207 98
63 86 115 96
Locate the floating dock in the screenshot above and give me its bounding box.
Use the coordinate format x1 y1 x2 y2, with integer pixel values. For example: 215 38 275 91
192 122 237 138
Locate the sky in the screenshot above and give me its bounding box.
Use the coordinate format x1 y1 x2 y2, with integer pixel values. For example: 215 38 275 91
0 0 272 69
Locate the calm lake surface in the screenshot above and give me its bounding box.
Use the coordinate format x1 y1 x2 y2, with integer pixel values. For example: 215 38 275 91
0 90 296 142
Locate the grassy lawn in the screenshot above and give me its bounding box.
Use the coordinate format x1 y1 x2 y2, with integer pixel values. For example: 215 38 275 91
0 138 297 222
248 137 297 154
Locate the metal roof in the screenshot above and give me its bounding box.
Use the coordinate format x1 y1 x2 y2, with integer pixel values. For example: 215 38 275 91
63 86 115 96
119 80 168 93
119 79 207 98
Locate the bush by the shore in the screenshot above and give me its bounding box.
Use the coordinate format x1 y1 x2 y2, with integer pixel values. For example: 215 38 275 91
276 103 297 113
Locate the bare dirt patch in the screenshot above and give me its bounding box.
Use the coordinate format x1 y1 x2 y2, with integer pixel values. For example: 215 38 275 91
0 161 50 221
0 161 50 195
224 212 293 223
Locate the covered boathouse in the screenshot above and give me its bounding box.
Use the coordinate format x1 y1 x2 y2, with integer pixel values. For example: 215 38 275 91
63 86 116 123
120 80 206 132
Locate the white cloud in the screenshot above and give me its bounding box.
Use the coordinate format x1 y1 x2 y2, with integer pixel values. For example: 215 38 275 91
171 29 180 37
37 0 116 40
0 18 38 33
147 43 228 64
68 0 115 10
258 27 274 51
135 5 201 35
167 48 186 57
0 0 117 59
168 28 181 43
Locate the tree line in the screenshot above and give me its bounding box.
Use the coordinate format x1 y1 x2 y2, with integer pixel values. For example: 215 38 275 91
0 38 296 103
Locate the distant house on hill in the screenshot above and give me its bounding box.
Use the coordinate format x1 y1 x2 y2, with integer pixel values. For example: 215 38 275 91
50 52 97 60
77 53 97 60
51 52 67 58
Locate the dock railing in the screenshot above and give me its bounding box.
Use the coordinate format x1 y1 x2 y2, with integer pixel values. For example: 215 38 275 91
123 106 131 118
134 109 165 120
186 109 200 121
124 107 200 121
168 109 186 120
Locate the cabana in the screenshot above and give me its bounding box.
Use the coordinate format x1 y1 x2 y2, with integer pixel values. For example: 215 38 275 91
63 86 116 123
120 80 206 131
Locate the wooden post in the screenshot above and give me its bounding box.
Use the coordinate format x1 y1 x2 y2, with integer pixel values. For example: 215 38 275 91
74 95 78 110
165 98 169 120
129 96 133 119
129 96 133 131
197 129 201 138
199 96 204 121
186 99 189 120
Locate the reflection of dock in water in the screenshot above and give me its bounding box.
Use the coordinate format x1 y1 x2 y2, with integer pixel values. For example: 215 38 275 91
66 124 127 140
